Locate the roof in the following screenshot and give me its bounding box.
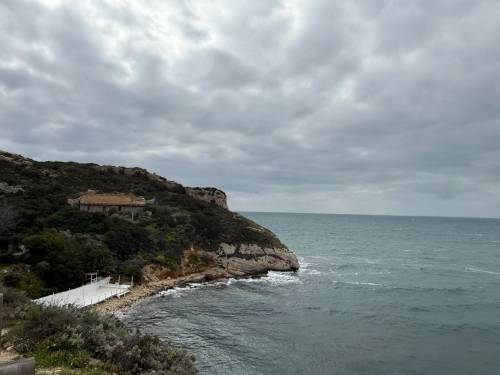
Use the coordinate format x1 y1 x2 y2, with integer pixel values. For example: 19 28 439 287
79 193 146 206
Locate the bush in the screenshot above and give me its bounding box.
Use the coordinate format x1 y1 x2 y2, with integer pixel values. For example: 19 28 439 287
104 219 153 260
23 230 86 289
2 271 22 287
0 287 30 324
2 303 197 375
118 259 144 284
22 231 116 293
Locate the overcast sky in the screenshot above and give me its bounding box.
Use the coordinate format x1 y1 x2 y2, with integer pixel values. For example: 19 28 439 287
1 0 500 217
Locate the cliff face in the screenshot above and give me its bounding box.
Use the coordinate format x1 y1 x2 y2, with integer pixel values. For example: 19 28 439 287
218 243 299 275
186 187 228 210
0 150 298 297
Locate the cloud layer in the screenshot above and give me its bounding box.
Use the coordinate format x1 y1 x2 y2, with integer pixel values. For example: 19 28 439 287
1 0 500 217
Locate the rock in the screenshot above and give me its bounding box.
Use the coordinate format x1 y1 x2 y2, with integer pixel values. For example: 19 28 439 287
0 151 33 167
217 243 299 275
186 187 228 209
0 182 24 194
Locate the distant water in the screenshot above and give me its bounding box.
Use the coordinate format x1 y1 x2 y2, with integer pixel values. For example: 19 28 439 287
122 213 500 374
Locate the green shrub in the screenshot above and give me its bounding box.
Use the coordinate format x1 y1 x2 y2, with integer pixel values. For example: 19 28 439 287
104 219 153 260
2 271 22 287
23 230 86 290
34 339 93 369
2 303 197 375
118 259 144 283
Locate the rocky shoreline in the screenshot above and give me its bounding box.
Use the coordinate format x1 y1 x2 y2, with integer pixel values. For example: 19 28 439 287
95 268 256 314
95 244 300 314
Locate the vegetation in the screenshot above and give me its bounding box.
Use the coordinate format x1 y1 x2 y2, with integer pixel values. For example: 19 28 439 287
0 150 284 297
0 287 197 374
0 151 289 374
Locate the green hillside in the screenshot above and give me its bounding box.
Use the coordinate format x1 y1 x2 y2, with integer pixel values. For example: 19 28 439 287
0 150 284 297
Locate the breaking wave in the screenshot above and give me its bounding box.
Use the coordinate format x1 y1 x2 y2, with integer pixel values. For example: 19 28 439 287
465 267 500 275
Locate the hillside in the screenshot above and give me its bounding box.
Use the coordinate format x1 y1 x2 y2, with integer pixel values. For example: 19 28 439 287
0 150 298 298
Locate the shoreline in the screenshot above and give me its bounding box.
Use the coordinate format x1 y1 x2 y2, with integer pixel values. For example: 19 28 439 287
94 268 264 314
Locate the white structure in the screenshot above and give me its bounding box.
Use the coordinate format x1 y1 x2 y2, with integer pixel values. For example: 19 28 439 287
34 277 130 308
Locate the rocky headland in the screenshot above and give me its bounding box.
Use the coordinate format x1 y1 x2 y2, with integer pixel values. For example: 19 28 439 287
0 149 299 374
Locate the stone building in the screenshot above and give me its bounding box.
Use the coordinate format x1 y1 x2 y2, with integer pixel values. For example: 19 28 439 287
69 192 146 220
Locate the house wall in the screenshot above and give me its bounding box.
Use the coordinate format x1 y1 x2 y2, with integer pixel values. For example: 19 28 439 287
79 204 144 217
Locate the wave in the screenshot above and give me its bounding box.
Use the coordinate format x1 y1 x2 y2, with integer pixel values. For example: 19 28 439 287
379 286 468 293
333 280 381 287
299 268 322 276
159 284 201 298
465 267 500 275
266 271 302 285
157 271 302 299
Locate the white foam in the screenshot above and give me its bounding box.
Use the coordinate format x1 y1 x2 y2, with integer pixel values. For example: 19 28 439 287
298 257 311 270
300 269 322 276
465 267 500 275
157 272 301 299
267 271 302 285
159 284 202 298
334 280 381 286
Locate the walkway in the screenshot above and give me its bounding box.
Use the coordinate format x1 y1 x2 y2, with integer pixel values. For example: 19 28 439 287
34 277 130 308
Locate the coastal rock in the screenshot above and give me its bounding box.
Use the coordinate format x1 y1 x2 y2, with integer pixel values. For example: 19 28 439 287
217 243 299 276
186 187 228 210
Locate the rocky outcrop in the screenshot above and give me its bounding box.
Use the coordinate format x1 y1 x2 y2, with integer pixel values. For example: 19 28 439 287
0 151 33 167
217 243 299 276
0 182 24 194
177 243 299 279
186 187 228 209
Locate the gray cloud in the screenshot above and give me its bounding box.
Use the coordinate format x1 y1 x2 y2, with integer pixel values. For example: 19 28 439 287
1 0 500 217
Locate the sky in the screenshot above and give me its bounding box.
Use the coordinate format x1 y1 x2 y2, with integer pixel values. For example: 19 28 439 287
1 0 500 218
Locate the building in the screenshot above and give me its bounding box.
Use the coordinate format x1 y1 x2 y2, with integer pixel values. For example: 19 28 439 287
69 191 146 220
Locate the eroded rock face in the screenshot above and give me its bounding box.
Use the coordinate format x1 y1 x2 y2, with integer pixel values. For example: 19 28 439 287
217 243 299 276
186 187 228 210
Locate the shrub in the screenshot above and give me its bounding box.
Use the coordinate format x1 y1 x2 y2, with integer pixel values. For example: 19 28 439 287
23 230 86 290
2 303 197 375
104 219 153 260
118 259 144 283
2 271 22 287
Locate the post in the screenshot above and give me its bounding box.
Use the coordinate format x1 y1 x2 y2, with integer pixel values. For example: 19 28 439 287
0 293 3 336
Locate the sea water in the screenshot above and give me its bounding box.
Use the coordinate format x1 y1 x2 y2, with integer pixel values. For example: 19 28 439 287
122 213 500 374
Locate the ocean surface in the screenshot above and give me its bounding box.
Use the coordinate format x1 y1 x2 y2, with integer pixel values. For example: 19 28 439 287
122 213 500 375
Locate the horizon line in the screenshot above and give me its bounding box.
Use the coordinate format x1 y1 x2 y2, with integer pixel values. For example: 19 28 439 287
237 210 500 220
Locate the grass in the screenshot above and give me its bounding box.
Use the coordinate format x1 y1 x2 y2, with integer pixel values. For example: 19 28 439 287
32 341 115 375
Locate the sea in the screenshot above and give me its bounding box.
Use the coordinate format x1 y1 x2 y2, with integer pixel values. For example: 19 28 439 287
122 213 500 375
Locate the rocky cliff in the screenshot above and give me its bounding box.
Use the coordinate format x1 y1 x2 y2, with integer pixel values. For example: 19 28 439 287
186 187 228 210
0 150 298 297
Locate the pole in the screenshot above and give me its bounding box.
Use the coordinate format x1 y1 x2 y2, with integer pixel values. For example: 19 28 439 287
0 293 3 336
